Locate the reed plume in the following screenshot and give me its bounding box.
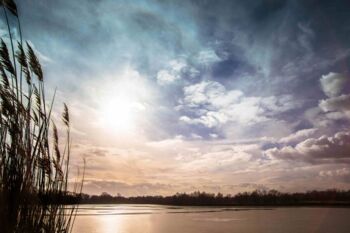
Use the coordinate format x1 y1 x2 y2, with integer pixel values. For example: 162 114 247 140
0 1 83 232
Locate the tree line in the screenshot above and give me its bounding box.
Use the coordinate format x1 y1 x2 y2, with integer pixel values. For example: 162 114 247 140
73 189 350 206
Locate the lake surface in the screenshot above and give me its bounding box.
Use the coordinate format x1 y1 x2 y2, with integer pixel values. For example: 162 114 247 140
72 204 350 233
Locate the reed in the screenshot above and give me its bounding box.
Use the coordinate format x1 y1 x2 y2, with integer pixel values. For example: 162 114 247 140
0 0 82 232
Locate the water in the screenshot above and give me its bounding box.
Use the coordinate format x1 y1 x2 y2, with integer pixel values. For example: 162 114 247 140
72 204 350 233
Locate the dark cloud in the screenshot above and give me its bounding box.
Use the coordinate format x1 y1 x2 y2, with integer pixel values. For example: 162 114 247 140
251 0 287 21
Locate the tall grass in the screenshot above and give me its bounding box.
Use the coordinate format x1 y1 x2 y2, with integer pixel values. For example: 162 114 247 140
0 0 82 232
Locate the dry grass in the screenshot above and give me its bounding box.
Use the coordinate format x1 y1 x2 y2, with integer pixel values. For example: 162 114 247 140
0 1 82 232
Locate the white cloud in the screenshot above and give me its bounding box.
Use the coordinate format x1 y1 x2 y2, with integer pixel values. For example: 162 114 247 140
266 131 350 164
320 72 348 97
157 69 179 85
319 168 350 177
279 128 318 144
169 59 187 72
191 133 203 139
306 74 350 127
156 59 199 85
319 94 350 114
182 81 243 107
314 94 350 125
180 111 229 128
179 81 297 128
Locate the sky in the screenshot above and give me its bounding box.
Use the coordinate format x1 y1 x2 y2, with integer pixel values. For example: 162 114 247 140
2 0 350 196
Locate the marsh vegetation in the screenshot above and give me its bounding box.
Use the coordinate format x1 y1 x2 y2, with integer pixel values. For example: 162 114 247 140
0 1 82 232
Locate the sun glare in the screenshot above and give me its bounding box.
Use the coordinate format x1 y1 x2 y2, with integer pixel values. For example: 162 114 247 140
100 96 135 132
96 68 149 134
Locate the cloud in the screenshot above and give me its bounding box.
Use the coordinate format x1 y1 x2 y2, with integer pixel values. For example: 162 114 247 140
156 59 186 85
320 72 348 97
156 59 199 85
319 167 350 184
306 74 350 127
182 81 243 108
146 135 184 148
314 93 350 126
179 81 297 128
319 167 350 177
266 131 350 164
297 22 315 52
157 70 179 85
81 179 176 196
180 112 229 128
196 49 221 65
279 128 318 144
319 94 350 115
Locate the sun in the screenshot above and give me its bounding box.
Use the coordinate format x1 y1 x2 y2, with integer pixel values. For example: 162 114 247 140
96 68 149 134
99 96 135 132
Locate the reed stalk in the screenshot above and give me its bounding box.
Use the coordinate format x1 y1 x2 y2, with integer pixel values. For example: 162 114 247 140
0 1 83 232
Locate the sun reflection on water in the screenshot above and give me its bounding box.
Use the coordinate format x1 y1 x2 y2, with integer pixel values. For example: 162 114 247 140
99 215 123 233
